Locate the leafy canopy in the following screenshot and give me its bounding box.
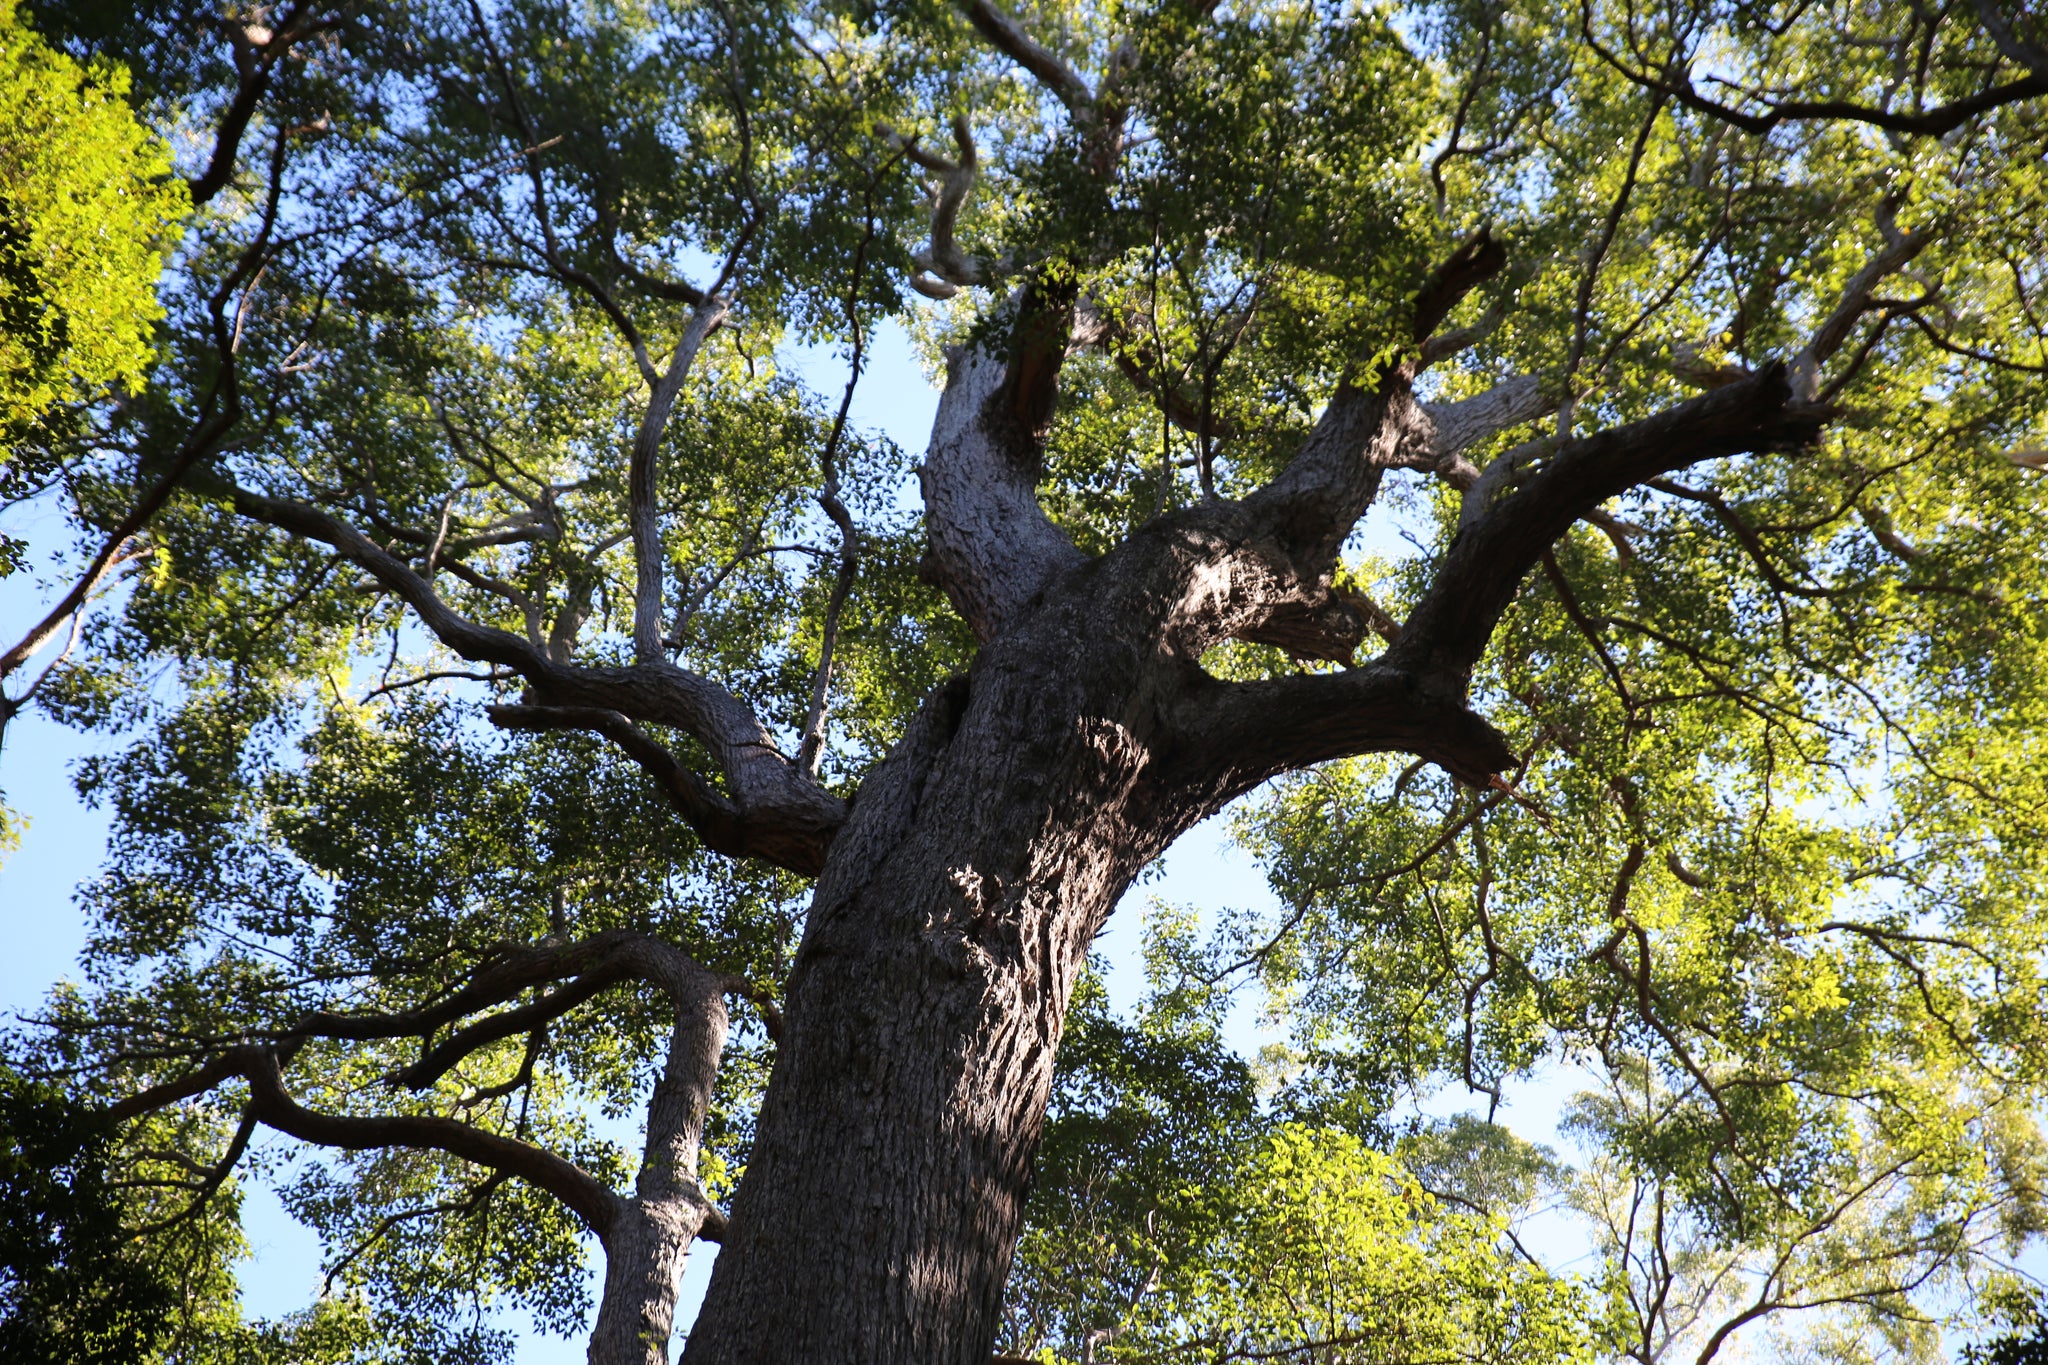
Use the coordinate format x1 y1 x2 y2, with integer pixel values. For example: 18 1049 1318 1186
1 0 2046 1361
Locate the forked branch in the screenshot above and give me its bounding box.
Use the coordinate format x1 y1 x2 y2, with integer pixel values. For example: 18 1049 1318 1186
888 116 1005 299
631 298 731 663
1389 362 1828 690
919 284 1088 638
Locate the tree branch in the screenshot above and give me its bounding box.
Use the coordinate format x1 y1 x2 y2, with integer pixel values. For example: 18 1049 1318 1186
1386 362 1829 692
1238 232 1518 576
1581 8 2048 139
888 116 1005 298
486 704 836 872
1411 226 1509 345
918 285 1088 638
1169 663 1518 794
217 483 845 870
189 6 335 206
110 1044 624 1238
959 0 1095 119
631 298 730 663
1410 373 1558 470
1789 202 1934 400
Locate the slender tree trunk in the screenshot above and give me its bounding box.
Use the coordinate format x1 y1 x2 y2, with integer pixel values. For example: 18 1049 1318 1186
682 539 1224 1364
591 1202 703 1365
593 961 730 1365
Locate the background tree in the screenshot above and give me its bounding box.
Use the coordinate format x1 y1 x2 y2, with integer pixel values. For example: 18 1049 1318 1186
3 0 2048 1363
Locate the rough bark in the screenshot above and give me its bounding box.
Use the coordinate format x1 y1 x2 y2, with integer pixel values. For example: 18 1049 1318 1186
916 286 1088 639
682 539 1225 1364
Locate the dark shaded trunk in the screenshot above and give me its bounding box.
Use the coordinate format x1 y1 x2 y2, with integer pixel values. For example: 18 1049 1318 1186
682 539 1229 1364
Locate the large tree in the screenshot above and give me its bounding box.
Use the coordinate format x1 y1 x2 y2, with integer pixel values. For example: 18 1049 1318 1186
5 0 2048 1362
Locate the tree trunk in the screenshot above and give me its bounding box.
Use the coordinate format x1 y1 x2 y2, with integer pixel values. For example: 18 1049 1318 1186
593 959 731 1365
681 530 1228 1364
675 286 1504 1361
591 1202 703 1365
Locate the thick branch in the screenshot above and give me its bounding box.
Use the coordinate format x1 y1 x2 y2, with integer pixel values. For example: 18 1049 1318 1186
590 964 730 1364
1238 382 1405 575
1388 362 1828 689
918 286 1087 638
1411 373 1557 470
1239 233 1518 574
1170 663 1518 792
1411 226 1508 344
487 704 835 873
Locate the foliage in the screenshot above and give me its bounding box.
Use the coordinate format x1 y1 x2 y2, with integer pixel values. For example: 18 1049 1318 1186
0 1063 181 1364
0 0 183 445
0 0 2044 1359
1134 1125 1588 1365
1005 957 1586 1365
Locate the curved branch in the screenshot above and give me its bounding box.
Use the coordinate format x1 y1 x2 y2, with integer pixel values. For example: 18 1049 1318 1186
487 704 831 874
286 928 740 1081
399 975 620 1092
959 0 1095 118
918 286 1088 638
110 1045 623 1238
1581 13 2048 139
218 482 845 868
1387 362 1829 690
190 7 336 206
889 116 1005 297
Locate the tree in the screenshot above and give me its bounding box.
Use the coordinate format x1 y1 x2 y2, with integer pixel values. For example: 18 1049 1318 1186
4 0 2048 1363
0 1063 182 1364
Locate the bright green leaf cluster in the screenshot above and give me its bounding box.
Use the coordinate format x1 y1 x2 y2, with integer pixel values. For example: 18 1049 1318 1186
0 0 182 444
